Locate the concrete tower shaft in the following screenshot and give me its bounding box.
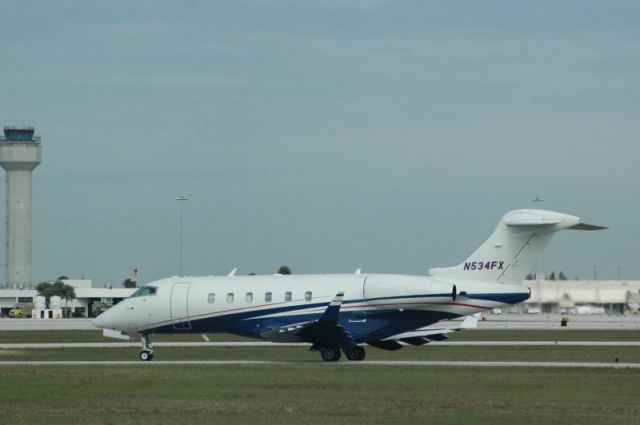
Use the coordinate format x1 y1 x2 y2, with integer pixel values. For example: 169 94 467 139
0 128 41 288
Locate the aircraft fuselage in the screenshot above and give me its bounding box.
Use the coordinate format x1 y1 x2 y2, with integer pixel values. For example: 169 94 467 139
94 273 529 343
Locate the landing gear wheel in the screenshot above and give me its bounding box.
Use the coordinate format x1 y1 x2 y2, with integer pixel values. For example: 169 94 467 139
139 350 153 361
320 347 341 362
140 333 154 361
345 346 366 361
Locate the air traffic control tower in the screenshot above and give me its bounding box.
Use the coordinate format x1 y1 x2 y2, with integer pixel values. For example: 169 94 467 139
0 127 41 288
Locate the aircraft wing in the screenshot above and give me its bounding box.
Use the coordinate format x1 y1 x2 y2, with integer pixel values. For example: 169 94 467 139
378 313 480 347
259 292 357 349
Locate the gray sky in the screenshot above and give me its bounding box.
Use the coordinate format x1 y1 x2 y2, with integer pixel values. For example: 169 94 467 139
1 0 638 285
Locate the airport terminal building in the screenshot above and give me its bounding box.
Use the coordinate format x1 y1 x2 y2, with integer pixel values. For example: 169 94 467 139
522 279 640 315
0 279 133 318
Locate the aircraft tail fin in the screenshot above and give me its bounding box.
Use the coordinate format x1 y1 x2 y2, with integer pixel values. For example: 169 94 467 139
429 209 605 286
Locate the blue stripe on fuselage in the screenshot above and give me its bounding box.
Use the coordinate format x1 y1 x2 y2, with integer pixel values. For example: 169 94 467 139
148 291 526 342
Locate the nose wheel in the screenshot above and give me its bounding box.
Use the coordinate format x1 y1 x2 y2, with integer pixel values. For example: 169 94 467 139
140 333 154 361
139 350 153 361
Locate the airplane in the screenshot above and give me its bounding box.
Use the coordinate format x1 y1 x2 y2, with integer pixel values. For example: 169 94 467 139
93 209 605 361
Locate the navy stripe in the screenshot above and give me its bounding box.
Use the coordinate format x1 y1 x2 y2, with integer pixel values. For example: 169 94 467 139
464 292 530 304
148 291 526 332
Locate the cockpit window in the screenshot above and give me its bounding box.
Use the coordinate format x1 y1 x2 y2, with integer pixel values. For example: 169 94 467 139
130 286 157 297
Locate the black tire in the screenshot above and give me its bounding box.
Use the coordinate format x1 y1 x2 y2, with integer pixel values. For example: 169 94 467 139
320 347 341 362
357 347 366 361
139 350 153 361
346 346 366 361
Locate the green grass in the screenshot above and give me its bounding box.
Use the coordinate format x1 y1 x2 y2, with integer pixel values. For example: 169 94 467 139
0 365 638 425
453 329 640 341
1 345 638 363
1 329 638 424
1 329 639 343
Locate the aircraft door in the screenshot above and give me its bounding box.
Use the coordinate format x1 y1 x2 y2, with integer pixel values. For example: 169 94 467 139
171 282 191 330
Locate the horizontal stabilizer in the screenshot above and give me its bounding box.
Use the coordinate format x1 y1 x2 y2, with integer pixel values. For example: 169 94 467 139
568 223 607 231
504 212 561 226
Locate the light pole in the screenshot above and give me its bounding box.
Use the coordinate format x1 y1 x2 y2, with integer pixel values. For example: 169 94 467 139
176 194 189 276
532 195 544 313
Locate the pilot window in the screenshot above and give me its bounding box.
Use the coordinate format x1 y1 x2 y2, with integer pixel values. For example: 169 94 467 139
227 293 234 303
265 292 272 302
285 291 292 302
305 291 312 302
246 292 253 303
208 293 215 304
130 286 157 297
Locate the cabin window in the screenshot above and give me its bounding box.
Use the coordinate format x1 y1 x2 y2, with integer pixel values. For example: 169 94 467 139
207 293 215 304
130 286 157 298
246 292 253 303
285 291 292 302
227 293 234 303
305 291 312 302
265 292 272 302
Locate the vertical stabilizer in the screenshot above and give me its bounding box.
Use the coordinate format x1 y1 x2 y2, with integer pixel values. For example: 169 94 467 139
429 209 605 285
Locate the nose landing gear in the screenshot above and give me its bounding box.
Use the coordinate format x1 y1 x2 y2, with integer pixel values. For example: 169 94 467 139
140 333 153 361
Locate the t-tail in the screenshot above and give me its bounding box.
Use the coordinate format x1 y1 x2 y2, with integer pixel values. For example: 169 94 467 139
429 209 606 286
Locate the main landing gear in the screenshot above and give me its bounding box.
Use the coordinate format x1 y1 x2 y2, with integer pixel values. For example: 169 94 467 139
345 346 366 361
319 346 366 362
140 333 153 361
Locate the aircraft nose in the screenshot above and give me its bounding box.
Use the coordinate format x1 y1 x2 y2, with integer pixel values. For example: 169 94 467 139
92 314 105 329
93 309 114 329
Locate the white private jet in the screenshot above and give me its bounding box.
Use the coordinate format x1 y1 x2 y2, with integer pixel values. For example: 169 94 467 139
93 209 604 361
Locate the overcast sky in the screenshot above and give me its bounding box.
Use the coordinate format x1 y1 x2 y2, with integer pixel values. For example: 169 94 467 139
1 0 638 285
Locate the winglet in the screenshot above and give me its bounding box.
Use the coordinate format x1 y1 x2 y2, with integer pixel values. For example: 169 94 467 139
319 292 345 323
227 268 238 277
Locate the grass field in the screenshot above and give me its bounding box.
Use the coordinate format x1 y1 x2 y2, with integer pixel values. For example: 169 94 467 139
1 345 639 363
1 365 639 425
1 329 639 363
1 329 639 424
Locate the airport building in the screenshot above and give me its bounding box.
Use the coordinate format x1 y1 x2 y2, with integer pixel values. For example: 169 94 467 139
514 279 640 314
0 279 133 317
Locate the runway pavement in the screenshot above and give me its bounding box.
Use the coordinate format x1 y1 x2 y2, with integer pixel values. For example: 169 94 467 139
480 314 640 329
1 314 640 330
0 360 638 368
2 341 640 349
